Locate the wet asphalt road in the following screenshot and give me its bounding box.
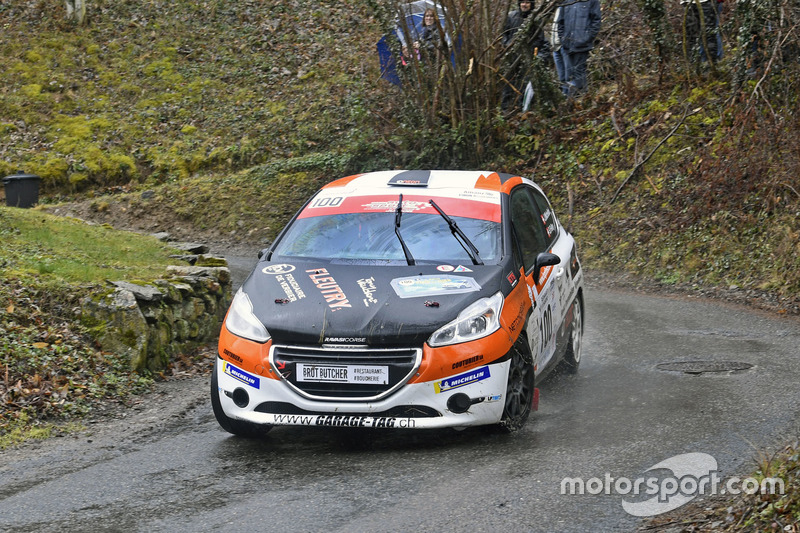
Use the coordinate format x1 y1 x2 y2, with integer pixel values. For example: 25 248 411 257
1 257 799 532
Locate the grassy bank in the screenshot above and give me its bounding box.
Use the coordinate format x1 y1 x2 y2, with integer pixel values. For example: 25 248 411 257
0 206 183 448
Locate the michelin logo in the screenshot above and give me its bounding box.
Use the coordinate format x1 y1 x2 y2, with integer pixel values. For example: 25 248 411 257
223 361 260 389
435 366 490 393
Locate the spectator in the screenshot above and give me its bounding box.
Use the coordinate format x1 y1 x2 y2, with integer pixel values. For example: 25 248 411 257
502 0 549 110
680 0 719 64
417 8 447 62
557 0 602 96
713 0 724 60
547 6 568 86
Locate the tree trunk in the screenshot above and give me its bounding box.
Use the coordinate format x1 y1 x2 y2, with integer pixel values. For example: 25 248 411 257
65 0 87 25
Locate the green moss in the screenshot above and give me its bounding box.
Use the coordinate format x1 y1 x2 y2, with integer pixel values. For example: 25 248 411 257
21 84 43 98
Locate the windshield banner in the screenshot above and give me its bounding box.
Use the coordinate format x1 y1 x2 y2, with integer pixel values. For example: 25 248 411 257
299 193 501 222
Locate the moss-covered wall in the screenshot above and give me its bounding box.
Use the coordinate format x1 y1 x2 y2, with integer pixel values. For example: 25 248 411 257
82 259 231 371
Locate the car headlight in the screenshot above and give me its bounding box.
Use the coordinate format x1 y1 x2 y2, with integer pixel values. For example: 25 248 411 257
428 291 504 347
225 288 270 343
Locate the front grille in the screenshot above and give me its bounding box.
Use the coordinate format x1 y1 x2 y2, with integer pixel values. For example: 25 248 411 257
270 344 422 401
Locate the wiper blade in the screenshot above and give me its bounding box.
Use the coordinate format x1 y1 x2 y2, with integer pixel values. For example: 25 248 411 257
395 194 415 266
428 199 484 265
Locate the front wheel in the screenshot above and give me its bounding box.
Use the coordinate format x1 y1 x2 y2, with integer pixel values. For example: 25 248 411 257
496 338 535 433
210 359 272 438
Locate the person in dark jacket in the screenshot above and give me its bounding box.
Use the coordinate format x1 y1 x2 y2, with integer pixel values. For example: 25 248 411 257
557 0 602 96
502 0 549 110
680 0 719 64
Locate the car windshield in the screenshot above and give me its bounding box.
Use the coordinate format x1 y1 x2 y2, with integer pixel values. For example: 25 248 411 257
272 211 501 264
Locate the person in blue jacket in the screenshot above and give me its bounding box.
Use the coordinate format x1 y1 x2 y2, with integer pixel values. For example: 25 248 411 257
557 0 602 97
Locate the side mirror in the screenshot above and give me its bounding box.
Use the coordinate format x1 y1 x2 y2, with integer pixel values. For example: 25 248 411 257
257 249 269 259
533 252 560 283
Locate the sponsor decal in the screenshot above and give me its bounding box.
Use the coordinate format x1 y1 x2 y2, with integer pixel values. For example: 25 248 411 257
452 354 484 370
324 336 367 343
274 273 306 302
453 265 472 273
545 223 556 238
357 277 379 307
222 348 243 364
262 263 295 275
306 268 351 310
540 208 552 224
222 361 260 389
437 265 455 272
471 394 503 404
508 301 525 333
435 366 491 393
391 275 481 299
570 246 581 279
361 199 429 213
458 189 500 201
269 414 417 428
297 364 388 384
507 271 517 286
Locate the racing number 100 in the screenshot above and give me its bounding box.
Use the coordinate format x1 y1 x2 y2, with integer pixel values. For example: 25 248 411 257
310 197 344 208
539 304 553 353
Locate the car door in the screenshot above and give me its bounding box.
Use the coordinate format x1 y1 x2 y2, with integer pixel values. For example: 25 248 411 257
530 186 578 357
508 186 562 376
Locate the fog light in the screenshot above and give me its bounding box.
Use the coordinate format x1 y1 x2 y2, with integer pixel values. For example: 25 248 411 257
232 387 250 408
447 393 472 414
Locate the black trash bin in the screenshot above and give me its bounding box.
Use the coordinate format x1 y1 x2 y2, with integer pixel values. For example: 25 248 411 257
3 171 41 208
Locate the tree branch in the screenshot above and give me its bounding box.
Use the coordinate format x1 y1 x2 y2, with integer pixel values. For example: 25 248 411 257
611 106 699 203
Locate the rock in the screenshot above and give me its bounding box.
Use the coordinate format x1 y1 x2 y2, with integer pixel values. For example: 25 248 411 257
82 288 149 370
169 254 198 265
167 265 231 284
109 281 163 302
141 190 155 200
196 254 228 267
151 231 171 241
172 242 209 254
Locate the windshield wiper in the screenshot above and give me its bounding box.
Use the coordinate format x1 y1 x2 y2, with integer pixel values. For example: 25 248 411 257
428 199 484 265
395 194 415 266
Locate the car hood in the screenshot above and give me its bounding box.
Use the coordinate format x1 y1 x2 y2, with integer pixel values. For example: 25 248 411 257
243 259 507 346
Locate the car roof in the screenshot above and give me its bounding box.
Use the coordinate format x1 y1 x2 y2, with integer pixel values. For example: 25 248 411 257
322 170 536 196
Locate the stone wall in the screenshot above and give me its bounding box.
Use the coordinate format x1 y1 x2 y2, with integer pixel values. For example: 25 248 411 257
82 256 232 371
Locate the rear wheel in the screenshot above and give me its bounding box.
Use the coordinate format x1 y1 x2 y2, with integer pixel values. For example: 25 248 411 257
561 296 583 374
210 359 272 438
497 337 535 433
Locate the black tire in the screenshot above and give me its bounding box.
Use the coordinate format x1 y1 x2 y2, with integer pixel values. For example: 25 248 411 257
561 295 583 374
210 359 272 438
496 337 535 433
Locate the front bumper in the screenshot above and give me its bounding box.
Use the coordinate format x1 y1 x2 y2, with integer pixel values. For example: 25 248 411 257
214 356 510 429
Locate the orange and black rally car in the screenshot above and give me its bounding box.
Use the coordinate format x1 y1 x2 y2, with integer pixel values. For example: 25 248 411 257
213 170 584 435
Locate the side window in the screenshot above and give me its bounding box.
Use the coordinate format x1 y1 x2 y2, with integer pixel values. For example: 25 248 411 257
509 188 548 271
531 188 559 246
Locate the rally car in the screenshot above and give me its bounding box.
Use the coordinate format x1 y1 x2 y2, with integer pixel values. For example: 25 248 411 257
212 170 584 435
